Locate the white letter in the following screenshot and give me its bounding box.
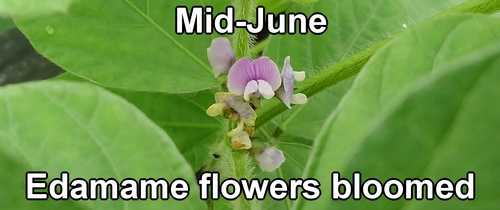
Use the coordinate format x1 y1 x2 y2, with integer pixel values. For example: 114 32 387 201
140 179 169 200
455 172 475 200
90 179 119 199
384 179 403 200
353 172 361 199
171 179 189 200
302 179 321 200
308 13 327 34
70 179 88 200
405 179 434 199
176 7 202 34
288 13 307 34
247 7 264 34
332 172 351 200
198 173 211 199
267 14 285 34
120 179 138 200
49 172 68 199
241 179 269 199
269 179 288 200
220 179 241 200
26 172 47 200
362 179 382 200
436 179 453 200
214 7 234 34
289 179 303 199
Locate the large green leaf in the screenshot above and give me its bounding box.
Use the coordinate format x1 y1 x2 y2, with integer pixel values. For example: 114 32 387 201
54 73 224 171
305 42 500 210
297 14 500 209
0 81 206 210
14 0 231 93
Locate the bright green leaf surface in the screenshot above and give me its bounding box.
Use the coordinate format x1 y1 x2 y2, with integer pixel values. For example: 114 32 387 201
0 0 74 18
307 42 500 210
54 73 224 171
14 0 231 93
0 81 206 210
298 14 500 209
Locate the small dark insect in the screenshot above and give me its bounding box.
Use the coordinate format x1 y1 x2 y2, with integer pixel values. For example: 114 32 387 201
212 153 221 158
249 102 257 110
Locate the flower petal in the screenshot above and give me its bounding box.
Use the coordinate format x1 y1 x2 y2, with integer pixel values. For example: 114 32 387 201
293 71 306 82
227 120 244 137
291 93 307 105
207 37 235 77
231 132 252 149
257 80 275 99
255 147 285 172
278 56 295 107
228 57 254 95
243 80 259 101
206 103 226 116
252 57 282 90
275 87 291 109
214 92 256 126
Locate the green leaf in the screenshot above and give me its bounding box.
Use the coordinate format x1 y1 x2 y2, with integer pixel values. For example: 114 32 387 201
14 0 231 93
0 0 74 18
306 41 500 210
257 0 292 14
297 14 500 209
54 73 224 171
0 81 206 209
293 0 319 3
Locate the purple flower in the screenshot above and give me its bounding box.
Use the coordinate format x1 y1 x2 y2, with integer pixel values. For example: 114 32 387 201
254 147 286 172
227 57 282 101
276 56 307 109
207 37 235 77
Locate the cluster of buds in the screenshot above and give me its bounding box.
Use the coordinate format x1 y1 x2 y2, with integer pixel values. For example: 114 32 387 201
205 37 307 172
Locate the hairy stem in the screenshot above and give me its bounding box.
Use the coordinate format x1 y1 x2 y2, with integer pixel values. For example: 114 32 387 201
256 0 500 127
225 2 259 210
233 0 256 58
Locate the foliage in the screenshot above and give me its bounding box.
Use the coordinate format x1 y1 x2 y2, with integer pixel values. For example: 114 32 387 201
1 0 500 209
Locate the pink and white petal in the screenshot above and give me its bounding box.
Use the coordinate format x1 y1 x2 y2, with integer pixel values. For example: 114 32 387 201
291 93 307 105
257 80 275 99
207 37 235 77
228 58 254 95
252 57 282 90
276 87 291 109
243 80 259 101
293 71 306 82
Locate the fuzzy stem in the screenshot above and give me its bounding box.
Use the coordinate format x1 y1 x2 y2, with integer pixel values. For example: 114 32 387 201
233 0 256 58
223 121 256 210
225 0 259 209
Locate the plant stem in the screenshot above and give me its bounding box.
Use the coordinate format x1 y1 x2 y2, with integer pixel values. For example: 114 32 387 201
222 121 255 210
255 0 500 127
233 0 256 58
225 0 258 210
